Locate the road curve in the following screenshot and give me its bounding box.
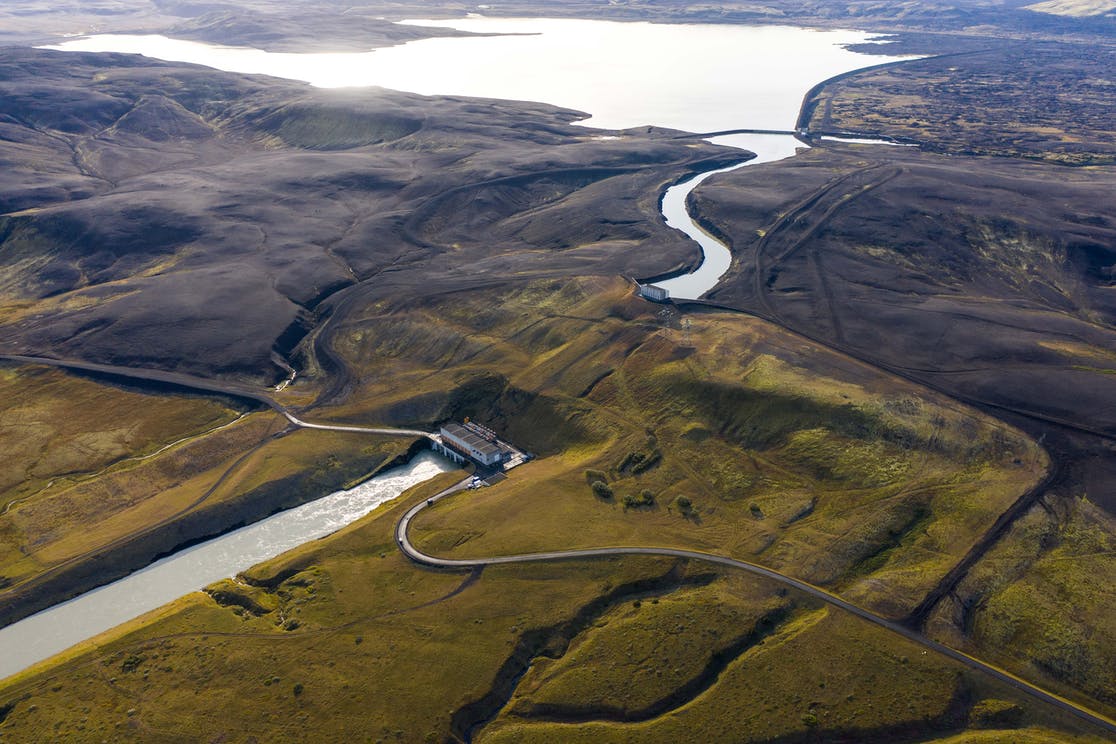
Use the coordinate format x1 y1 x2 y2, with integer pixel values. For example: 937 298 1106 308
396 478 1116 737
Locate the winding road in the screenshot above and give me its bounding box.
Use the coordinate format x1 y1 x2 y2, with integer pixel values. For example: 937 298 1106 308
7 347 1112 734
396 477 1116 737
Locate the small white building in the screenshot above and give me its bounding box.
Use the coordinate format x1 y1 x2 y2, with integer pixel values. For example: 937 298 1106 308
639 284 670 302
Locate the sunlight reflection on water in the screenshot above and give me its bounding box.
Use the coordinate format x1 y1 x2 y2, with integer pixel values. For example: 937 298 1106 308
44 18 910 133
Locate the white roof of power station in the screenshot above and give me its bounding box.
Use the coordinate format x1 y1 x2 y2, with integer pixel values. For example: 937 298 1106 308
440 423 501 459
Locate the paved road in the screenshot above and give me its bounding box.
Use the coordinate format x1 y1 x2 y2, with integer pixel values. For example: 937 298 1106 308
6 358 1115 733
396 478 1116 737
0 354 436 441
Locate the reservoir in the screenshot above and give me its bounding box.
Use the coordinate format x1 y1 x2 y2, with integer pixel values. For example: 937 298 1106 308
0 452 453 680
44 19 912 299
44 17 910 133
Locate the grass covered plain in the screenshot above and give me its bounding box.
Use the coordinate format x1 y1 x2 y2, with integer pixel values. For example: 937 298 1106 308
1 276 1106 742
0 468 1101 743
0 363 237 513
931 491 1116 722
0 361 418 625
330 276 1045 620
0 363 240 588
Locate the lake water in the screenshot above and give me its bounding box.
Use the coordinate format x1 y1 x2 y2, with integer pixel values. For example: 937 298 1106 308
44 18 912 298
44 17 910 133
0 452 453 680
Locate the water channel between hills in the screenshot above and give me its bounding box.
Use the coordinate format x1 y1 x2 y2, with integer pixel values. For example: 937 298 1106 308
7 17 916 679
0 453 452 680
655 133 804 299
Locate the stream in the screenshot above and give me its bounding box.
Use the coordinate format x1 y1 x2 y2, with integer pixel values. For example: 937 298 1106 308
654 133 805 300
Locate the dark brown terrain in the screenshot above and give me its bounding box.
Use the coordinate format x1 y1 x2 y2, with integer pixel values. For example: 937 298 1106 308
801 41 1116 162
688 51 1116 724
0 49 736 384
1 0 1115 741
697 146 1116 443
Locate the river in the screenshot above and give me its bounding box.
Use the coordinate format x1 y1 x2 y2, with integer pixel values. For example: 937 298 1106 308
655 133 805 299
0 452 452 680
43 19 912 299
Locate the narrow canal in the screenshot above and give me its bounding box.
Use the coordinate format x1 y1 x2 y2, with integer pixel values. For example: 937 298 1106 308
654 133 805 300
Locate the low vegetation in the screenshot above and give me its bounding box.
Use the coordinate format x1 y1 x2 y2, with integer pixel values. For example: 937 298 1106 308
931 492 1116 721
3 274 1105 742
381 277 1043 620
622 489 656 509
591 480 614 500
689 133 1116 715
802 42 1116 163
0 465 1097 743
481 603 1005 743
1 2 1114 737
0 363 416 625
0 363 238 512
0 363 238 589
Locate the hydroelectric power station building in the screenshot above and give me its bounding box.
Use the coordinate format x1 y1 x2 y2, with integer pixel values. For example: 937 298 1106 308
436 422 507 467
